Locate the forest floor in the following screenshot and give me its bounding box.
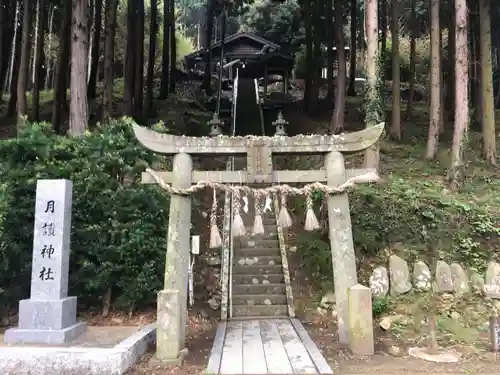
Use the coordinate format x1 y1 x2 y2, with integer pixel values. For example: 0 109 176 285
1 82 500 373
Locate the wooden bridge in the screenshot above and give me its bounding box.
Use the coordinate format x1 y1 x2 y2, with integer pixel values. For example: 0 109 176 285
206 319 334 374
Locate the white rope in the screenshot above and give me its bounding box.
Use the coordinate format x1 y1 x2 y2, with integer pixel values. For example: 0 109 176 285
145 168 380 196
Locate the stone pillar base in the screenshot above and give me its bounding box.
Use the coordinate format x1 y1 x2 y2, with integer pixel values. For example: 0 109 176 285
18 297 78 330
156 289 185 361
4 296 87 345
4 321 87 345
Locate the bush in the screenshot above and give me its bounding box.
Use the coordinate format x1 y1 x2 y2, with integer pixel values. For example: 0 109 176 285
0 118 169 311
295 175 500 284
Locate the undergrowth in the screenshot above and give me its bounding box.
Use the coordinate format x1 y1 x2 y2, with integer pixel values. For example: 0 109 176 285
293 131 500 288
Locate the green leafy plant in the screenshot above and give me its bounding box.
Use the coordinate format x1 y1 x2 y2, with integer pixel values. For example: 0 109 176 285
372 297 389 316
0 118 170 310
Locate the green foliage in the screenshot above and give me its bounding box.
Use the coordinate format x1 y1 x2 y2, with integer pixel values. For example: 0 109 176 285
372 297 389 316
349 175 499 269
294 45 307 78
241 0 303 52
381 34 431 84
114 4 195 73
0 118 169 310
295 231 332 287
295 144 500 286
174 28 196 67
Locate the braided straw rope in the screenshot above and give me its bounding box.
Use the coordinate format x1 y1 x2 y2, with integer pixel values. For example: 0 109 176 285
254 190 262 216
305 188 314 210
145 168 380 196
210 188 218 226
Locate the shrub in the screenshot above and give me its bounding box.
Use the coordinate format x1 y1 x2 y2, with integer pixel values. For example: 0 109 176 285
295 174 500 284
0 118 169 311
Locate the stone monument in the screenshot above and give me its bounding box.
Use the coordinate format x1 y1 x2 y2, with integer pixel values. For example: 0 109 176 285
4 179 87 345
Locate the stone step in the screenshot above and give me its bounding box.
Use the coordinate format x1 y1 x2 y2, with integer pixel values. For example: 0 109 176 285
234 231 278 242
233 247 281 257
263 217 277 225
232 265 283 275
232 304 288 317
232 274 284 285
232 283 286 295
232 294 288 305
243 239 280 248
228 316 288 321
233 255 281 267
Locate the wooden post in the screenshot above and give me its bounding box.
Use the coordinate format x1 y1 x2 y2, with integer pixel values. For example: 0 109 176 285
156 152 192 363
325 151 358 346
264 63 268 100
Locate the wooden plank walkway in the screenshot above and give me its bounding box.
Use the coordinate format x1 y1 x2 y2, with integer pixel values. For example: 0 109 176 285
206 318 333 374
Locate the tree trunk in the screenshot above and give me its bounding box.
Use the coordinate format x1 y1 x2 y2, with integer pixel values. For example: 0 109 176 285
52 0 72 134
363 0 380 170
16 0 31 129
425 0 441 160
32 0 46 122
102 0 117 119
144 0 157 116
389 0 400 139
478 0 497 165
304 0 312 112
168 0 176 94
0 0 5 101
202 2 215 96
470 3 481 130
332 0 346 133
69 0 89 136
31 0 39 87
444 14 455 121
87 0 102 99
448 0 469 190
347 0 357 96
310 0 322 111
7 0 20 96
6 1 21 117
326 0 334 102
133 0 145 118
159 0 171 98
379 0 387 64
123 0 135 116
359 4 365 72
439 29 445 133
44 3 54 90
405 0 416 119
102 287 112 318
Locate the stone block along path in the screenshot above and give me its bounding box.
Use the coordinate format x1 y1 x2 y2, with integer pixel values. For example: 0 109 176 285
206 318 333 374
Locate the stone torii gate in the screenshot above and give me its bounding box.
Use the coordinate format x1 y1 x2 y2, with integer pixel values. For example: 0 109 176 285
132 123 384 364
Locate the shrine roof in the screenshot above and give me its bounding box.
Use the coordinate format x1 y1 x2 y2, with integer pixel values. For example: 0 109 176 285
184 32 282 61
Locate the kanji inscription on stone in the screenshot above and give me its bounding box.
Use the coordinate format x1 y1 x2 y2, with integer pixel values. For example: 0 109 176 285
30 179 73 299
247 140 273 183
4 179 87 345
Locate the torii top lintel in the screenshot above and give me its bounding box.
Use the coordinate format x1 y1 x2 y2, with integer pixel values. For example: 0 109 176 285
132 123 384 155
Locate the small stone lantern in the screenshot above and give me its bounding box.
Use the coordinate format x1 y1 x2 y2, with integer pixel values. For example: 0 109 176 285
208 113 223 136
272 111 288 136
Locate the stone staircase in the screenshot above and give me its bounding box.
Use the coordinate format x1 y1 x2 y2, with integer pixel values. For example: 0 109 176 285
231 213 290 318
